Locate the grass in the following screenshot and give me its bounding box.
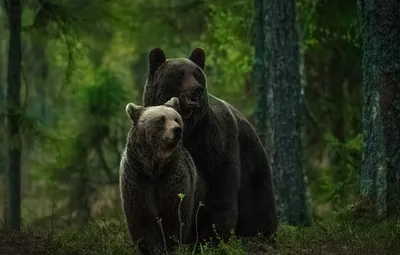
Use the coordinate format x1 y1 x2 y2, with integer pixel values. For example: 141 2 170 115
1 217 399 255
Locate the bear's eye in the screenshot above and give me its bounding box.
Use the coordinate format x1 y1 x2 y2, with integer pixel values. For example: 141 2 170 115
177 72 184 79
174 118 179 123
158 116 165 124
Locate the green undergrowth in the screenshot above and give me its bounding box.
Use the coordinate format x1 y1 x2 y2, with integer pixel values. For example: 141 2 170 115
1 217 399 255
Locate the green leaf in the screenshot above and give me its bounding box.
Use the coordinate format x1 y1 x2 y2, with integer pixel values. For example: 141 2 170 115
346 133 362 151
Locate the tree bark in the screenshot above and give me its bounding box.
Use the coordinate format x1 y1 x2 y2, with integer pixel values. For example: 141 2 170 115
0 4 8 224
4 0 22 231
358 0 400 217
0 5 7 177
358 0 400 216
252 0 267 146
263 0 311 225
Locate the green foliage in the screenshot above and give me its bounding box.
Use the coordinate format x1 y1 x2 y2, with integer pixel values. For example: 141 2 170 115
1 217 399 254
29 67 127 222
80 70 127 127
296 0 319 49
311 132 362 215
46 220 135 255
274 217 400 254
25 0 115 39
297 0 361 49
195 0 255 116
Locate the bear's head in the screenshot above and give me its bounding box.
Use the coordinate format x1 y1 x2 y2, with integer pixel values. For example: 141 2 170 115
126 97 184 160
142 48 208 133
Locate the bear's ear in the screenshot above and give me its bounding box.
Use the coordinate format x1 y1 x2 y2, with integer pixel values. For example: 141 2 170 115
164 97 181 112
126 103 144 123
188 48 205 70
148 48 166 76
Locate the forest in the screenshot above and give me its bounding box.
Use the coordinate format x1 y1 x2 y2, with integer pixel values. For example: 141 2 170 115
0 0 399 254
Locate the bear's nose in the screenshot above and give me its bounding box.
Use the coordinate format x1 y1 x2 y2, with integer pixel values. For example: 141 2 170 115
173 127 182 138
192 85 204 95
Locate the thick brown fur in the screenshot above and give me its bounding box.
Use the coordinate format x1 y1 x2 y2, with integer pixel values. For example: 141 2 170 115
142 48 278 243
119 97 205 255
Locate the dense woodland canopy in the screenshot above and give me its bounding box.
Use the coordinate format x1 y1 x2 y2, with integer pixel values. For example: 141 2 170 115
0 0 399 254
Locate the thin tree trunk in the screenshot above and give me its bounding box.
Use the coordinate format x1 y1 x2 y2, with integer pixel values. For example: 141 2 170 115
328 53 347 206
299 33 312 223
252 0 267 147
67 139 93 225
329 53 345 142
358 0 400 217
4 0 22 231
0 4 8 223
0 4 7 177
263 0 311 226
31 34 50 124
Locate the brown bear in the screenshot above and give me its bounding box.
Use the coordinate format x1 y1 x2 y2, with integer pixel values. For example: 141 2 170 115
119 97 205 255
142 48 278 243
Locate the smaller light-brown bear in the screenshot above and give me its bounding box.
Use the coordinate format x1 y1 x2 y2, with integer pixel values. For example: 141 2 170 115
120 97 204 255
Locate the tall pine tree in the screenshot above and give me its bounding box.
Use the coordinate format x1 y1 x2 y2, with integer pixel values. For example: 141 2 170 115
254 0 311 225
358 0 400 217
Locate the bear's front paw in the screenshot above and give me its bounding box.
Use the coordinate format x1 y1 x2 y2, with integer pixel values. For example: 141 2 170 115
212 210 238 240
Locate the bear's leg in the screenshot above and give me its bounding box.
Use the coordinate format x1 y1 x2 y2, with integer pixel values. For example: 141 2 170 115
179 201 195 245
236 168 278 245
237 184 277 241
137 244 159 255
202 142 241 242
235 125 278 243
199 191 239 243
126 218 166 255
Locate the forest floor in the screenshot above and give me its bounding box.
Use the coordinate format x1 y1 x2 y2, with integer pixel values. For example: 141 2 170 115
0 217 399 255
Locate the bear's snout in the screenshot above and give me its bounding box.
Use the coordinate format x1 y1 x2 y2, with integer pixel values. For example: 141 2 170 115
173 126 182 139
164 119 183 140
180 85 203 110
192 85 205 96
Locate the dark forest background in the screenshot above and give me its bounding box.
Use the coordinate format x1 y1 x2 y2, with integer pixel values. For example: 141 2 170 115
0 0 399 254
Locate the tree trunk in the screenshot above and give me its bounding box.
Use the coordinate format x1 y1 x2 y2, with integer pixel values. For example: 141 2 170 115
31 33 50 124
0 5 7 177
252 0 267 147
4 0 22 231
299 33 312 222
358 0 400 217
0 5 8 223
263 0 311 226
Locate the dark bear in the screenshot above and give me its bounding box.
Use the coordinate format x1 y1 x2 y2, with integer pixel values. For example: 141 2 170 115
142 48 278 243
119 97 205 255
